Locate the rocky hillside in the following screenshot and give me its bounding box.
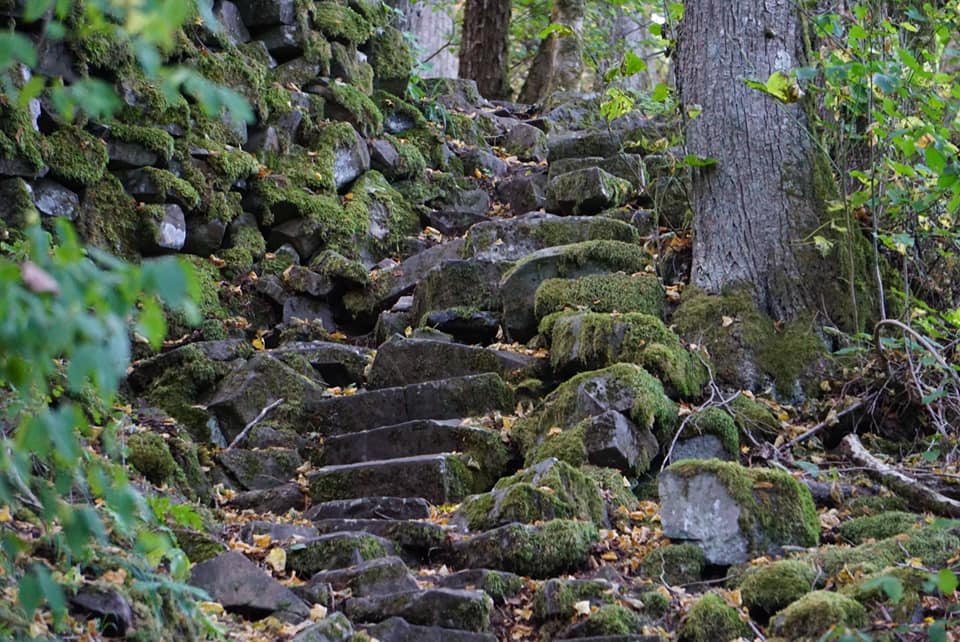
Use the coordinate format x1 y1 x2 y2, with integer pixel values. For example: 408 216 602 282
2 1 958 641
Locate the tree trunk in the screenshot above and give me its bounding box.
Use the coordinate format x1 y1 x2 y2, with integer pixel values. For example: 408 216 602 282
386 0 459 78
459 0 513 99
517 0 584 104
677 0 827 322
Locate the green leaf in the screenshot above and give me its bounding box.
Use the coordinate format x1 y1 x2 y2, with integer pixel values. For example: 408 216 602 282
0 31 38 69
861 575 904 604
936 568 958 595
621 50 646 77
537 23 575 40
743 71 801 103
136 297 167 349
652 82 669 103
683 155 717 167
24 0 51 23
929 620 947 642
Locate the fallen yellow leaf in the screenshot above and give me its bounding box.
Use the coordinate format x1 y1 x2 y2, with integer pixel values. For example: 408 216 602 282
266 547 286 574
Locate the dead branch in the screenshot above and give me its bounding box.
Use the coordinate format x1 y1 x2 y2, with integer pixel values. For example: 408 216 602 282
781 399 864 450
838 433 960 518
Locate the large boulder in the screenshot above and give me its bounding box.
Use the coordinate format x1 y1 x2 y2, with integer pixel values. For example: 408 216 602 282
658 460 819 565
545 167 633 215
533 272 664 321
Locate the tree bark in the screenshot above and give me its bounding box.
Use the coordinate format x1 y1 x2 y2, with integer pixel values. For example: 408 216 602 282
459 0 513 100
517 0 584 104
677 0 828 322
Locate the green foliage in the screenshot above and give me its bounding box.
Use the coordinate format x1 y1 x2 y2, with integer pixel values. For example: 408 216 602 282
0 218 209 632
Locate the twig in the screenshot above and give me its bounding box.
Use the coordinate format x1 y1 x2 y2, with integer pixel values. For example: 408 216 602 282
781 399 864 450
225 398 285 451
874 319 960 387
839 433 960 518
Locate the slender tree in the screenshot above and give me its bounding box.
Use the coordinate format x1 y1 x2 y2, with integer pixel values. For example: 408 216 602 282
459 0 513 99
517 0 585 104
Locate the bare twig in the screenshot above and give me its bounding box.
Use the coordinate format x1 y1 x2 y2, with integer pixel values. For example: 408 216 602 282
839 433 960 518
874 319 960 387
224 398 285 452
781 399 864 450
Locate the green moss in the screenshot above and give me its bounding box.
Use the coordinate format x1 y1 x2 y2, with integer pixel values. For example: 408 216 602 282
286 534 387 576
678 592 751 642
327 80 384 137
480 571 523 602
402 125 455 171
770 590 866 639
837 511 922 544
75 174 140 259
109 124 175 162
841 566 927 621
666 460 820 550
43 127 108 187
575 604 643 636
445 112 483 147
116 78 192 131
382 133 427 179
206 146 260 185
192 42 270 110
373 91 428 129
672 286 823 396
0 100 45 170
534 272 664 321
727 394 781 439
0 178 38 226
517 363 677 464
172 528 226 564
343 170 419 257
686 407 739 457
546 312 707 399
737 559 816 620
128 432 177 484
469 520 599 578
841 494 909 517
137 167 202 211
330 41 374 94
582 465 639 512
640 544 706 586
637 590 669 618
368 25 413 85
312 2 373 43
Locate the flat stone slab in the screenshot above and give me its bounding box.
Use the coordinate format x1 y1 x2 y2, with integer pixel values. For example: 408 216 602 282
273 341 372 387
363 616 497 642
305 496 432 521
368 337 517 389
310 518 448 558
345 589 493 632
285 532 394 576
298 556 418 599
307 454 475 504
188 551 309 622
305 373 513 435
303 497 430 520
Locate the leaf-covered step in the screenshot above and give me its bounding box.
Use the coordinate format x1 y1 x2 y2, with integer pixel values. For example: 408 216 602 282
304 496 432 521
294 556 419 603
310 518 448 560
345 589 493 632
362 616 497 642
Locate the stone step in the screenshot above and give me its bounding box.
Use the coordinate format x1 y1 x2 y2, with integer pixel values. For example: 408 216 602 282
307 454 476 505
320 420 509 489
294 556 419 603
368 335 543 389
345 588 493 632
310 518 449 560
305 373 513 436
363 616 497 642
284 531 394 576
304 496 432 521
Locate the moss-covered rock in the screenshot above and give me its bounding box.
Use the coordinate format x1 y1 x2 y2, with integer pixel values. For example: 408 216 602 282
344 170 419 260
672 286 823 396
109 123 176 163
682 407 740 458
678 592 750 642
769 590 866 640
330 41 374 95
128 432 177 485
43 126 108 187
515 363 676 465
567 604 644 636
840 566 928 621
727 394 781 440
533 578 615 620
312 2 373 43
582 465 639 514
640 543 706 586
324 81 384 137
841 494 909 517
286 533 388 577
534 272 665 320
455 458 606 531
368 25 413 92
737 559 816 620
545 311 707 399
659 460 819 565
837 511 922 544
172 528 226 564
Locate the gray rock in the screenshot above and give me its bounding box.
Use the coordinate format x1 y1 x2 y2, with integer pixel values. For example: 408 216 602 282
499 240 650 342
272 57 324 87
184 216 227 255
246 126 282 154
286 532 393 576
305 497 431 521
434 569 523 604
141 203 187 253
463 212 638 262
496 167 548 213
502 123 548 162
461 148 509 178
272 341 371 387
259 24 308 61
671 435 732 462
118 169 196 209
546 167 633 216
226 483 306 514
283 265 335 297
234 0 296 26
207 352 325 442
310 519 449 559
240 521 319 544
345 589 493 632
0 156 47 178
549 153 646 189
333 127 370 191
364 617 497 642
369 138 401 176
282 296 336 330
301 557 418 600
422 309 501 346
580 410 659 474
368 336 510 388
106 140 159 169
547 129 624 162
213 0 251 43
188 551 310 621
216 447 302 490
306 372 513 435
658 461 819 565
307 454 477 504
426 208 490 236
291 613 354 642
268 218 322 260
31 179 79 219
418 78 488 111
70 587 133 637
411 259 506 325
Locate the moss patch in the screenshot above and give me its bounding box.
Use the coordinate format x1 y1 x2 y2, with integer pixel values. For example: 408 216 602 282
641 543 706 586
43 127 108 187
573 604 643 636
769 590 866 639
368 25 413 86
678 592 751 642
534 272 664 320
127 432 177 485
837 511 922 544
109 124 175 162
685 407 739 457
75 174 141 259
312 2 373 43
737 559 816 620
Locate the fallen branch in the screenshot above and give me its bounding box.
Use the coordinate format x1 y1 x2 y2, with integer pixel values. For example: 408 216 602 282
781 400 864 450
224 398 285 452
838 434 960 518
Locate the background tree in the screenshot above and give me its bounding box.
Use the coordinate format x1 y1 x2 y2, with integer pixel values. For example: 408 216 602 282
517 0 584 103
459 0 513 99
